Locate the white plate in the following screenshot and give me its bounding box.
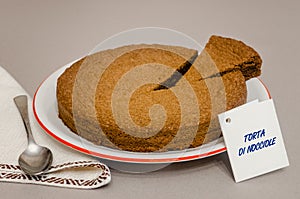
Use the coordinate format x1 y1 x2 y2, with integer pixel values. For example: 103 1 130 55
33 60 271 164
33 28 271 165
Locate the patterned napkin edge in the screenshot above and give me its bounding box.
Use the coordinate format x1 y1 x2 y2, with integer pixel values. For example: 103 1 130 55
0 160 111 189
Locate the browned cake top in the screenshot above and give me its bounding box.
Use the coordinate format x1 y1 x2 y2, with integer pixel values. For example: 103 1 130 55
57 44 198 120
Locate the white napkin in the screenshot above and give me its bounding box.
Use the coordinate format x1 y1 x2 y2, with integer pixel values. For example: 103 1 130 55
0 66 111 189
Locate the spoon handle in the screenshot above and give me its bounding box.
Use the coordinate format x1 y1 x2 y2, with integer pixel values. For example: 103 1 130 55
14 95 36 145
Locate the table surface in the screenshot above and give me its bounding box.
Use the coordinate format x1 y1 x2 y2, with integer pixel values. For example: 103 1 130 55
0 0 299 198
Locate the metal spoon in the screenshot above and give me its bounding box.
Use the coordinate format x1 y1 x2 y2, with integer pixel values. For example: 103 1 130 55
14 95 53 175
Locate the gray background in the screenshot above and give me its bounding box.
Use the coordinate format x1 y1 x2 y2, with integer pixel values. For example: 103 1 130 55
0 0 299 198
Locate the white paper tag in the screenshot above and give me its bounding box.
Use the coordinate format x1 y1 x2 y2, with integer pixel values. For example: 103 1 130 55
218 99 289 182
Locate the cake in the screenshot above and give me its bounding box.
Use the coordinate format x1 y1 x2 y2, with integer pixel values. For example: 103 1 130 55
56 35 262 152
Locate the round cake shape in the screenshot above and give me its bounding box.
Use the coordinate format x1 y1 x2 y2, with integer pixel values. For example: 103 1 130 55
57 36 261 152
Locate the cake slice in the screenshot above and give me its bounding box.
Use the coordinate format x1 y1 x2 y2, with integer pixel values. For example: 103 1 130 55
203 35 262 80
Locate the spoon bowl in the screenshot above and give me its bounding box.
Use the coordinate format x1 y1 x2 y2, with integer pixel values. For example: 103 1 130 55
14 95 53 175
18 144 53 175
